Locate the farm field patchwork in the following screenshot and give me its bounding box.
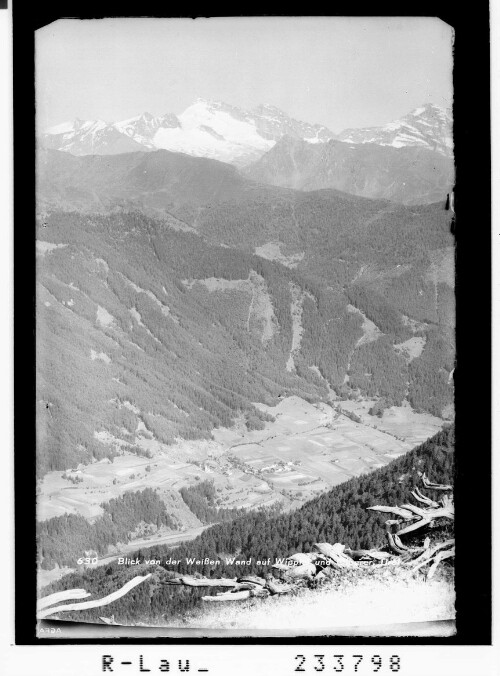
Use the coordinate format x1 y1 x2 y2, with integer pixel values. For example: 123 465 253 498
38 396 446 525
335 399 448 447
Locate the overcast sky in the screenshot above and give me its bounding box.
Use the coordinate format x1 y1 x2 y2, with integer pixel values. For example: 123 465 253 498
36 17 453 133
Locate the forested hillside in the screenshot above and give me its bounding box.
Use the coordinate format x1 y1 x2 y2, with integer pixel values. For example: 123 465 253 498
179 481 247 524
37 148 253 210
37 488 178 569
36 211 323 474
37 184 454 474
40 426 454 625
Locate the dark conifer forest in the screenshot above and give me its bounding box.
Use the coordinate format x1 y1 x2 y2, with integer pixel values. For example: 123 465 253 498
36 183 454 474
37 488 177 569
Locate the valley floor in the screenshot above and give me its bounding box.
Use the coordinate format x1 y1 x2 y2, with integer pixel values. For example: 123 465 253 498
37 396 446 585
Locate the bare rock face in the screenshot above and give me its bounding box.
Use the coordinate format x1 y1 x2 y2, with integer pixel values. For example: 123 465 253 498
243 135 454 205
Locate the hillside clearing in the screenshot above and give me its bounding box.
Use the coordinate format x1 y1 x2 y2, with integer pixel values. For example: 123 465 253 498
254 241 305 268
394 336 426 362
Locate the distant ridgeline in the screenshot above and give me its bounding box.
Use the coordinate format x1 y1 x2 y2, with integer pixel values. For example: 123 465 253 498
40 426 455 625
37 194 454 474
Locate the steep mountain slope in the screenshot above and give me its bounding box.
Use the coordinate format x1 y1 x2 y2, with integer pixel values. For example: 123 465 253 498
38 149 456 312
36 210 325 474
37 148 253 211
40 100 337 165
338 103 453 157
37 146 455 481
243 136 454 205
193 189 456 416
36 175 454 477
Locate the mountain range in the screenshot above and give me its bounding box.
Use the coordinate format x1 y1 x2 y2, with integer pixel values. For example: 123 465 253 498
338 103 453 157
41 99 337 165
243 136 454 205
40 100 453 167
36 147 455 476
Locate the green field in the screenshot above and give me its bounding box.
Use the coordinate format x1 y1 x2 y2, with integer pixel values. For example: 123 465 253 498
38 396 445 526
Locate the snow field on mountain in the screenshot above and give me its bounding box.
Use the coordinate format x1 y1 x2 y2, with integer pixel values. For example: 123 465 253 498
42 100 452 163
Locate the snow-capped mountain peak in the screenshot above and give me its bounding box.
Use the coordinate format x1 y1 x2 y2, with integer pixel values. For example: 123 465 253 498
113 112 180 149
46 118 106 136
41 100 338 165
41 117 149 155
338 103 453 156
40 101 452 164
